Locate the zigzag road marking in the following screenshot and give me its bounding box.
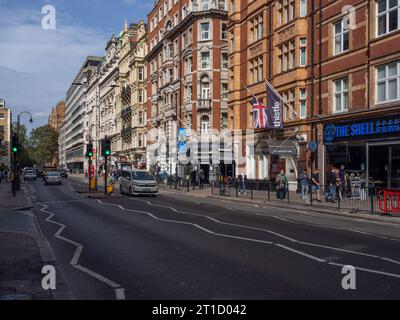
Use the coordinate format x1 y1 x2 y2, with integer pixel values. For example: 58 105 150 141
38 202 125 300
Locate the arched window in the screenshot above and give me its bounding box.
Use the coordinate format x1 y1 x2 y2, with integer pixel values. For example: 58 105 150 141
200 75 210 99
201 115 210 134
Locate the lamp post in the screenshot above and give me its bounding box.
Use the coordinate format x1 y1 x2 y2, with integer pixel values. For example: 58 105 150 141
15 111 33 193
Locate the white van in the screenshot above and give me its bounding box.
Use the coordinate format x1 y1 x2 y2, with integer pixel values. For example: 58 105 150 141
119 169 158 196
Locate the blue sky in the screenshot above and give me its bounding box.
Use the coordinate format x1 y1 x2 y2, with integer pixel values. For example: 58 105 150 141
0 0 152 130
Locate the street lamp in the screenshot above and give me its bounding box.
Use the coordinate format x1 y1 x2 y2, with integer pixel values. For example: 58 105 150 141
13 111 33 195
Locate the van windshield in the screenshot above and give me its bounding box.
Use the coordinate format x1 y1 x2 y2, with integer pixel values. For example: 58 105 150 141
131 171 154 181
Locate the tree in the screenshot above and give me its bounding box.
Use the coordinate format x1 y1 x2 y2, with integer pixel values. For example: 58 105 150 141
11 123 34 167
28 125 59 167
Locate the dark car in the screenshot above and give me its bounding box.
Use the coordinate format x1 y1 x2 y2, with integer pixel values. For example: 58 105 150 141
59 169 68 178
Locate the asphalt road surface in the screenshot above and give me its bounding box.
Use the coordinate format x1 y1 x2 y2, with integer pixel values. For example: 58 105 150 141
26 177 400 300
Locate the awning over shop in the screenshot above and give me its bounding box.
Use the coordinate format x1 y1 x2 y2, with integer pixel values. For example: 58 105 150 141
255 139 298 156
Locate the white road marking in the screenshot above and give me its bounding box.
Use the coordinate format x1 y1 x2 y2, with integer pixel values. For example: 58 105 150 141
328 262 400 279
38 202 125 300
98 200 400 279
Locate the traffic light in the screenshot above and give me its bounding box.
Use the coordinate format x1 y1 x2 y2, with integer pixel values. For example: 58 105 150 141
102 137 111 157
86 143 93 158
11 135 19 153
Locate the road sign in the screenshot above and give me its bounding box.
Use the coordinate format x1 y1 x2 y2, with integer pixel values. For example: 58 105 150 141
308 141 318 153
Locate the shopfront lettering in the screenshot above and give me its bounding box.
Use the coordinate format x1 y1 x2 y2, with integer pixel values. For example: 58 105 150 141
324 116 400 143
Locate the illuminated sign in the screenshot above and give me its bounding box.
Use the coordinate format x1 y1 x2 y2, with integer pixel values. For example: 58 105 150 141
323 115 400 143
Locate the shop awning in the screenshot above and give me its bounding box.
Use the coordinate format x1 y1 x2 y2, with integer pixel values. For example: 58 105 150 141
255 139 298 156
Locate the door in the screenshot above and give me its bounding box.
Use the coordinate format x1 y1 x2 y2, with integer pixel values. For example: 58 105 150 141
391 145 400 188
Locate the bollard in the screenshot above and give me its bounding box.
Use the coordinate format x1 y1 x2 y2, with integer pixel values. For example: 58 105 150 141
267 182 270 201
251 185 253 200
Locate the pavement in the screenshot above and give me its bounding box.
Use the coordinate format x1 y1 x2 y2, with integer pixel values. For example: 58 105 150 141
17 175 400 299
0 181 70 300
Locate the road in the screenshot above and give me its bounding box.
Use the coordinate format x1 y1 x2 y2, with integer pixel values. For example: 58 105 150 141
25 176 400 300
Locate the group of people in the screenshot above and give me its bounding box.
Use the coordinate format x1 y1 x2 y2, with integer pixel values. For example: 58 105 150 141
190 169 206 190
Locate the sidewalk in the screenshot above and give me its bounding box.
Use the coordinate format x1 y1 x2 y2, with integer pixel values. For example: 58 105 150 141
159 185 400 226
0 182 70 300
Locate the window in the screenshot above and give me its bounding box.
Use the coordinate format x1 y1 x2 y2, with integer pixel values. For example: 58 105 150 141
249 56 264 83
300 37 307 66
201 81 210 99
182 5 187 18
201 0 209 10
201 51 210 69
230 32 235 51
250 14 264 43
138 67 144 81
218 0 227 10
300 88 307 118
281 90 296 120
174 13 179 26
200 22 210 40
159 8 163 21
0 113 4 119
221 83 228 99
231 0 235 13
221 23 228 40
150 19 153 32
164 1 168 16
300 0 307 17
168 68 173 83
139 111 144 125
333 78 349 113
222 52 228 69
376 61 400 103
334 18 349 55
168 0 172 11
279 0 295 26
278 40 295 72
182 33 187 49
139 90 144 103
377 0 400 36
201 115 210 134
188 28 193 44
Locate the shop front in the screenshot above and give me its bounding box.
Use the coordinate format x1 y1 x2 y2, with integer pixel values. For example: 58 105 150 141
323 113 400 189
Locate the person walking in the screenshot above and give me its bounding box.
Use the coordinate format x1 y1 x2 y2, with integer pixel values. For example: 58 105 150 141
326 166 337 203
299 170 309 200
238 175 247 195
199 169 205 190
276 170 288 200
311 169 322 202
191 169 197 190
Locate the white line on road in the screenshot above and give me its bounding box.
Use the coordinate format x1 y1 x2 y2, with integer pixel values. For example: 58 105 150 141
37 202 125 300
98 199 400 279
130 198 399 261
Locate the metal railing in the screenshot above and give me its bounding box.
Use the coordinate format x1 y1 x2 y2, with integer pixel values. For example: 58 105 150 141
210 179 393 215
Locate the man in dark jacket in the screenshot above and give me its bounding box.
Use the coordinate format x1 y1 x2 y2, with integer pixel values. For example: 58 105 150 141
326 167 337 202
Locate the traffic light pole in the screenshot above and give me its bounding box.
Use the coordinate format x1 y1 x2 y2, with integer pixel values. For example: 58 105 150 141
104 155 108 196
88 156 92 192
12 151 16 197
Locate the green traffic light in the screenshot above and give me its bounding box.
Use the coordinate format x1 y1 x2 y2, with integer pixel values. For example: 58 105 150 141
88 152 93 157
105 150 110 156
12 147 18 153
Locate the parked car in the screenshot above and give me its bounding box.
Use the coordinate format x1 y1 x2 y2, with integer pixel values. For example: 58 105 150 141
44 171 62 185
23 169 37 181
119 169 158 196
59 169 68 178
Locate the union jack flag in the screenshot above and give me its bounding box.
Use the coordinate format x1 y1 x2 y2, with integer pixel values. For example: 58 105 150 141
252 95 268 129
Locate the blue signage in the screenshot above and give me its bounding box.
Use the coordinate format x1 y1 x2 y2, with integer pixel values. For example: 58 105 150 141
323 115 400 143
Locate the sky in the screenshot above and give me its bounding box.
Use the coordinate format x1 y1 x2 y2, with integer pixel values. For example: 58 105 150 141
0 0 153 131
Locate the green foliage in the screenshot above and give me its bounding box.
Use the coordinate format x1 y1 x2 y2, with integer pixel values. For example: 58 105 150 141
28 125 59 166
11 123 35 167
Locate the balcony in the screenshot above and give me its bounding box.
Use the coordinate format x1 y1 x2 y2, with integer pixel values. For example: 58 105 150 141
121 85 131 99
197 99 212 111
121 125 132 136
121 106 132 118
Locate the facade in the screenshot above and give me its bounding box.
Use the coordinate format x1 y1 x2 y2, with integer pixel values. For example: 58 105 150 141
48 101 66 132
228 0 400 189
97 35 119 172
59 56 102 172
0 99 11 169
115 21 148 169
146 0 229 181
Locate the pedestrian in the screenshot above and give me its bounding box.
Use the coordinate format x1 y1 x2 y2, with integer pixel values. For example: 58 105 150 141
199 169 205 189
191 169 197 190
238 175 246 195
298 170 309 200
311 169 322 202
339 165 346 200
275 170 288 200
326 166 337 203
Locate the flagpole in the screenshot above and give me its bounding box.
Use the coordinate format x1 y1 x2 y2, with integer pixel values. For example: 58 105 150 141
265 80 298 117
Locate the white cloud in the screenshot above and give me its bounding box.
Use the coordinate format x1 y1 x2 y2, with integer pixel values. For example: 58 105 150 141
0 5 108 128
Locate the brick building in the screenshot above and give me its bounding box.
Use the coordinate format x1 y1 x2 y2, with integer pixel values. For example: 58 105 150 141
48 101 65 132
0 99 11 169
146 0 229 181
229 0 400 189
